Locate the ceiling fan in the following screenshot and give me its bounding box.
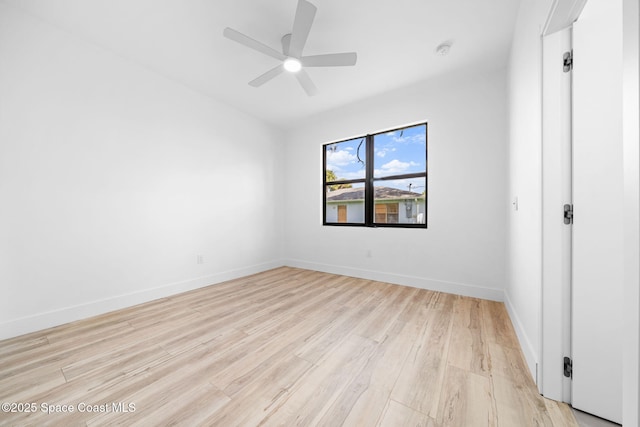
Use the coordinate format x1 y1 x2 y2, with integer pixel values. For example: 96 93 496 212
223 0 357 96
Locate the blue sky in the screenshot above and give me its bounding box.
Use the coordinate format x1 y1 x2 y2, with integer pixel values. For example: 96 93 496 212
325 123 426 192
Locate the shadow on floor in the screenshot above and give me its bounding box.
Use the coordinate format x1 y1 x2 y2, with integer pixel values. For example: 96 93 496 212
572 409 621 427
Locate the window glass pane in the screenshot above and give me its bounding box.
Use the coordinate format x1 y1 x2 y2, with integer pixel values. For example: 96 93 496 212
373 124 426 178
374 178 426 224
325 182 365 223
325 137 366 182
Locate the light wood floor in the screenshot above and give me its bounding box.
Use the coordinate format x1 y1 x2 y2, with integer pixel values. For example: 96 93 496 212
0 267 577 426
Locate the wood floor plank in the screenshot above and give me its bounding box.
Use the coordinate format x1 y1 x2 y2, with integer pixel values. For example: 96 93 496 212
448 325 490 377
262 334 379 426
480 299 519 349
294 292 383 364
0 364 67 402
491 372 555 426
234 283 338 336
313 319 419 426
452 296 483 329
0 335 49 358
377 400 438 427
545 397 580 427
203 355 314 426
85 368 214 425
487 342 555 426
437 365 496 426
131 382 230 427
0 320 137 383
350 283 414 342
340 386 391 427
316 318 412 426
448 297 489 377
390 306 454 418
61 341 172 382
211 315 332 395
358 319 416 394
398 288 436 326
0 267 577 426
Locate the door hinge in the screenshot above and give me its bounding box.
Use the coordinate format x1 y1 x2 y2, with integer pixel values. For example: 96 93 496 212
564 357 573 378
564 204 573 224
563 50 573 72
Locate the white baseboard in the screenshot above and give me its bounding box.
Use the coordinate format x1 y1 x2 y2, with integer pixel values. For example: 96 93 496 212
503 292 540 388
284 258 504 302
0 260 285 341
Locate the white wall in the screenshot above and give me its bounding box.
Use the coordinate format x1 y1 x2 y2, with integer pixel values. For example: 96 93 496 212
506 0 554 382
0 4 284 340
283 68 508 301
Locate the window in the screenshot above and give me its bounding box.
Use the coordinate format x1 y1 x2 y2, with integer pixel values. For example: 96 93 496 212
323 123 427 228
375 203 399 224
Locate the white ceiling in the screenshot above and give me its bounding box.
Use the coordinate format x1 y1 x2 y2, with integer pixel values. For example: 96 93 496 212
1 0 521 129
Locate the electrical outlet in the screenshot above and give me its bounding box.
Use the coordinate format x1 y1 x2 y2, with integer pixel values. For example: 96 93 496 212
366 249 372 258
197 255 204 264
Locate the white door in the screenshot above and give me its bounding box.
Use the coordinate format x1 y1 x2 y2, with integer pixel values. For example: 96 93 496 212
572 0 624 423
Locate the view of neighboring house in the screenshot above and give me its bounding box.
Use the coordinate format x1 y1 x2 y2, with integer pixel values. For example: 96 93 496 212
325 186 426 224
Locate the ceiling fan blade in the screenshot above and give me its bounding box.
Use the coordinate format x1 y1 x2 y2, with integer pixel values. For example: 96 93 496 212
249 65 284 87
302 52 357 67
295 69 317 96
223 27 286 61
289 0 317 58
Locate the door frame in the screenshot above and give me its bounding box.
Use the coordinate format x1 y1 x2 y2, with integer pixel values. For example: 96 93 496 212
621 0 640 424
541 25 573 403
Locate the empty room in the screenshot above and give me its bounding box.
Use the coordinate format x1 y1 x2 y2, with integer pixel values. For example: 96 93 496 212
1 0 639 426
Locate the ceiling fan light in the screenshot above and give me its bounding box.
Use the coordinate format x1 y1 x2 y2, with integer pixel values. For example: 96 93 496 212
283 57 302 73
